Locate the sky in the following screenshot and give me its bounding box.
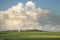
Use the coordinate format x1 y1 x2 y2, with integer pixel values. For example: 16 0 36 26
0 0 60 14
0 0 60 32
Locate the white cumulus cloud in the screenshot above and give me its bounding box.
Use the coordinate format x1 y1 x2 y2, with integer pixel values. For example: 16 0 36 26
0 1 52 32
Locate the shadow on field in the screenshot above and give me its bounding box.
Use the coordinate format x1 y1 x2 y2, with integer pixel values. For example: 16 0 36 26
1 38 60 40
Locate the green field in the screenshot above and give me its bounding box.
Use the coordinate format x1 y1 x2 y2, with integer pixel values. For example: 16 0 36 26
0 32 60 40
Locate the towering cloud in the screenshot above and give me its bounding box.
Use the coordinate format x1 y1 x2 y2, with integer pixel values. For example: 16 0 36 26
0 1 60 32
26 1 35 10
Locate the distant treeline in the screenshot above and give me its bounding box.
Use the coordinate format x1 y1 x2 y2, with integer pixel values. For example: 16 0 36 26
1 29 47 32
20 29 43 32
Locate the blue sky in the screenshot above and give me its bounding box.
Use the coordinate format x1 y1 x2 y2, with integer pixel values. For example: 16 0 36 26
0 0 60 14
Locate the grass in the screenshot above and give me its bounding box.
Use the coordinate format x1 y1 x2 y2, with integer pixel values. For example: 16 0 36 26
0 32 60 40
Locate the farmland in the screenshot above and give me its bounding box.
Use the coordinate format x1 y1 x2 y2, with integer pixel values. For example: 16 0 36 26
0 32 60 40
